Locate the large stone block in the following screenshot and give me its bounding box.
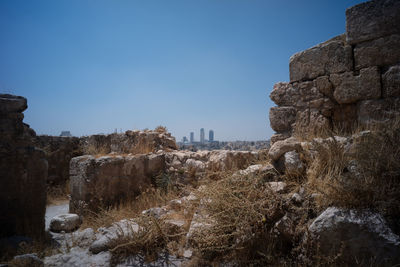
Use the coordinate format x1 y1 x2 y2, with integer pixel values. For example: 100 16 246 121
289 36 352 82
332 104 358 132
354 34 400 70
269 106 296 132
331 67 381 104
270 82 299 106
382 64 400 98
358 97 400 126
0 94 27 114
294 109 331 136
69 154 166 214
346 0 400 45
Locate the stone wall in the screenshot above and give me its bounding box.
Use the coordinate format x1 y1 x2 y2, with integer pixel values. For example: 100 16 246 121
269 0 400 143
33 135 82 186
69 153 166 214
80 130 177 155
0 94 47 240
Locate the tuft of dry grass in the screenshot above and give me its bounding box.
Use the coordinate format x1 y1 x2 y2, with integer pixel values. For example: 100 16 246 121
189 172 290 265
80 186 183 230
306 118 400 233
154 125 168 133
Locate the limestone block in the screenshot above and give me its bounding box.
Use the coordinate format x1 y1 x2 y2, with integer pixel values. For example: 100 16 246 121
354 34 400 70
331 67 381 104
270 82 299 106
289 36 352 82
269 106 296 132
346 0 400 45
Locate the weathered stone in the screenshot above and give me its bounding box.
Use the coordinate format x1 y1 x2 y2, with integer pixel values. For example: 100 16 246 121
358 98 400 126
49 214 81 233
382 64 400 98
270 82 299 106
33 136 82 186
289 35 352 82
268 137 301 161
283 151 304 176
268 182 286 193
294 109 331 136
354 34 400 70
185 158 206 172
308 207 400 265
331 66 381 104
270 132 291 145
269 106 296 132
314 76 333 98
13 253 43 267
0 94 47 241
90 219 139 254
207 150 257 171
346 0 400 45
69 154 166 214
0 94 27 114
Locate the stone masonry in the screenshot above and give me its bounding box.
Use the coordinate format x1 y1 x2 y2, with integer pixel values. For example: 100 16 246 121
269 0 400 144
0 94 48 240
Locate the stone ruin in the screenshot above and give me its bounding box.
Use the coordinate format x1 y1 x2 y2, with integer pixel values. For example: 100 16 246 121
0 94 48 241
269 0 400 144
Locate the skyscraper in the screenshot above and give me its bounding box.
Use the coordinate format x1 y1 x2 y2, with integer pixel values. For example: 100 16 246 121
190 132 194 143
209 130 214 142
200 128 205 143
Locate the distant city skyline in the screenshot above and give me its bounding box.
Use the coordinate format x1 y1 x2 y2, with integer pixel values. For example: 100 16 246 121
183 128 216 143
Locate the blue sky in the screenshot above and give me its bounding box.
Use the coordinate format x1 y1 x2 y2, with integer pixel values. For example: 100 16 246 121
0 0 365 141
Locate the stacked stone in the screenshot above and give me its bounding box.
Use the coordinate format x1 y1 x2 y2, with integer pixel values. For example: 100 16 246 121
269 0 400 144
0 94 47 240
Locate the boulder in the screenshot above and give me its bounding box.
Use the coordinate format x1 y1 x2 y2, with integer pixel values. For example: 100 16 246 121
185 158 206 172
269 107 296 132
382 64 400 98
354 34 400 70
90 219 139 254
314 75 333 99
346 0 400 45
331 66 381 104
268 182 286 193
268 137 301 161
270 132 291 145
308 207 400 265
270 82 300 106
0 94 27 114
13 253 43 267
289 35 352 82
283 151 304 176
49 214 81 233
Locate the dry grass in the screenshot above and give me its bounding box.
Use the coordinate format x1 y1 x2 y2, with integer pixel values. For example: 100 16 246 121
155 125 168 133
188 172 291 265
80 186 183 230
46 182 70 205
306 118 400 233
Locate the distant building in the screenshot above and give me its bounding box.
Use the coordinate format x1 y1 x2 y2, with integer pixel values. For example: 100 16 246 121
60 131 72 137
190 132 194 143
182 136 188 143
209 130 214 142
200 128 205 143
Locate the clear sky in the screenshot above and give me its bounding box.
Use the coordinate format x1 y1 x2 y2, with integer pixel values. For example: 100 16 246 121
0 0 365 141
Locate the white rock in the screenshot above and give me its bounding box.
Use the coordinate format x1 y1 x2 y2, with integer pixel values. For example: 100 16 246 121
49 214 81 233
308 207 400 264
268 182 286 193
284 151 304 176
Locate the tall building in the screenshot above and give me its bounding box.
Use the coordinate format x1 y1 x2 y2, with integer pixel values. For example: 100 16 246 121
190 132 194 143
200 128 205 143
209 130 214 142
182 136 188 143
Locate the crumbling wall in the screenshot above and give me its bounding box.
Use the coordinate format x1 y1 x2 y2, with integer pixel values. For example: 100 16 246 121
80 130 178 155
33 135 82 186
269 0 400 144
0 94 47 240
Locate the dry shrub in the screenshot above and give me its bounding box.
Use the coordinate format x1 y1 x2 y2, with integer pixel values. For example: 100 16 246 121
108 214 187 266
190 173 287 265
155 125 168 133
81 186 182 230
46 182 70 205
82 143 109 156
307 118 400 233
